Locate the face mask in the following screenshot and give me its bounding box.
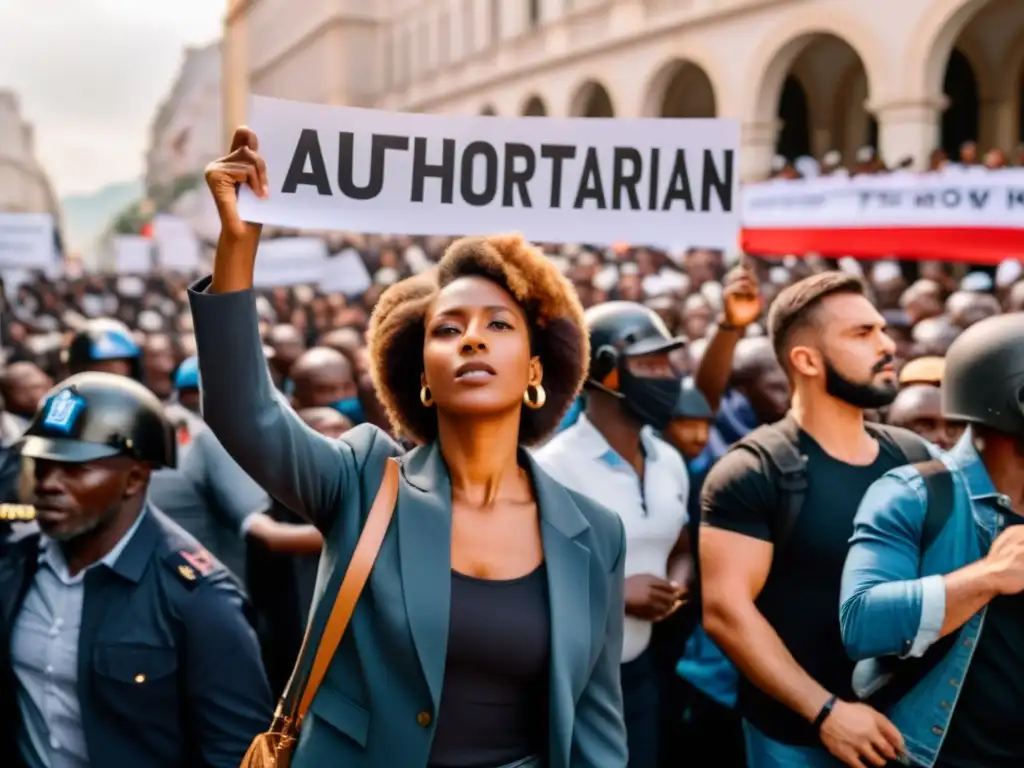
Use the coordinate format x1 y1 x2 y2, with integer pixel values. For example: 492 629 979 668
618 367 682 431
824 358 897 410
331 397 365 424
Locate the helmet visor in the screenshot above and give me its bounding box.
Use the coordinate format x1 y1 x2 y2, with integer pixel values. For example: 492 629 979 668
18 436 123 464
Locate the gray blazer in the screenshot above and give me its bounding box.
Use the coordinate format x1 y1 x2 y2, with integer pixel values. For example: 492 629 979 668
187 278 628 768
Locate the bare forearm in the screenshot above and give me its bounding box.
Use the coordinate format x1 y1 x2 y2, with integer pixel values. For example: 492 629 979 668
940 560 1000 638
706 601 830 722
210 230 260 293
694 325 743 412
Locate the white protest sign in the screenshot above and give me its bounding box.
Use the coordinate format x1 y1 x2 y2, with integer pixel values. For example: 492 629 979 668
112 235 153 273
238 95 740 249
0 212 55 268
153 214 202 271
253 237 329 287
319 247 372 297
742 169 1024 229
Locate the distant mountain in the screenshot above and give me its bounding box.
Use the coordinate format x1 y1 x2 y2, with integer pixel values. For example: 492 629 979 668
61 179 144 261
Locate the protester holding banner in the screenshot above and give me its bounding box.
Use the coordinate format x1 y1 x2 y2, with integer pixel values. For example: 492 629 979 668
186 126 629 768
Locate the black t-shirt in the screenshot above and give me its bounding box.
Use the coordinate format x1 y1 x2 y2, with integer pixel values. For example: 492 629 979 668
701 428 906 746
936 520 1024 768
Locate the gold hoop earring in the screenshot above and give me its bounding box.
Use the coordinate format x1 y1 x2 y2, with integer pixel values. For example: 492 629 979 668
523 384 546 410
420 385 434 407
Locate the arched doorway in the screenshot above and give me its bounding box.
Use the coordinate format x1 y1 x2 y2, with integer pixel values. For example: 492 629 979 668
942 49 979 158
752 32 875 165
921 0 1023 159
569 80 614 117
777 76 811 160
521 95 547 116
773 35 874 163
645 59 716 117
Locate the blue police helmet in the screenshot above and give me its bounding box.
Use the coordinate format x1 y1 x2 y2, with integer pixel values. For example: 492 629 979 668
63 319 143 381
174 356 200 391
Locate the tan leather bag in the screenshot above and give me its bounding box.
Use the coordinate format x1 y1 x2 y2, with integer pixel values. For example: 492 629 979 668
241 458 400 768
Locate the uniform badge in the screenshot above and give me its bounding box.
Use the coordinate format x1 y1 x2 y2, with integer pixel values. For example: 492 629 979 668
178 564 196 581
0 503 36 521
181 548 215 576
42 389 86 435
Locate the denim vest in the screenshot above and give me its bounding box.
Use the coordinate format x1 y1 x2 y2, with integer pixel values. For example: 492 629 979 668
839 431 1011 768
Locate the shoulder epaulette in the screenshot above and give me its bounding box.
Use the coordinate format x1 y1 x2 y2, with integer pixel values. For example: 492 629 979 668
0 504 36 522
165 547 216 590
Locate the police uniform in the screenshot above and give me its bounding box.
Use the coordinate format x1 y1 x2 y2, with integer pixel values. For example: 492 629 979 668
0 373 272 768
535 302 690 768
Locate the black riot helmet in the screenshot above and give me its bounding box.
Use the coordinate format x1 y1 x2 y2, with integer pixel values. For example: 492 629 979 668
942 312 1024 437
19 372 176 468
584 301 686 430
671 377 714 421
63 318 144 382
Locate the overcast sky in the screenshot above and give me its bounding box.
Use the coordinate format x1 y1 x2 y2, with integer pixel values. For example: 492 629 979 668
0 0 223 197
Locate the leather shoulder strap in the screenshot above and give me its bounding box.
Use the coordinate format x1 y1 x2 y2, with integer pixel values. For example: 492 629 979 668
866 423 933 466
291 457 400 722
913 458 955 554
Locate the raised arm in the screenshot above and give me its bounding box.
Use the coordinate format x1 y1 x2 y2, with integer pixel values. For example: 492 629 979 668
188 126 376 531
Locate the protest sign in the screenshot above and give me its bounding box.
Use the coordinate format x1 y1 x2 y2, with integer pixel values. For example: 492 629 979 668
153 214 202 271
0 212 55 268
253 237 330 288
111 235 153 273
742 169 1024 263
238 95 740 250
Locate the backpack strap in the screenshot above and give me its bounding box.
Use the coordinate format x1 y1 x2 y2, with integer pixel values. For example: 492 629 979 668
732 414 808 550
866 422 933 466
913 458 955 555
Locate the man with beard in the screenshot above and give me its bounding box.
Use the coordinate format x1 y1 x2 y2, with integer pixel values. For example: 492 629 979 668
700 272 933 767
536 302 692 768
0 372 271 767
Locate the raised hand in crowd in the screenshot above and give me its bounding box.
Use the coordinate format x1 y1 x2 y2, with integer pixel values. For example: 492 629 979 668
624 573 687 622
818 698 905 767
206 126 269 292
720 263 763 330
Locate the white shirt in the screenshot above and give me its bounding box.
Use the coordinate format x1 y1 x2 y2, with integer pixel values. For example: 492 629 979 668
534 414 689 662
12 511 148 768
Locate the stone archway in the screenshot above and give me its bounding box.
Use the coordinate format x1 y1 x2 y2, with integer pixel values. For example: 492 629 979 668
768 34 874 163
568 80 615 118
740 10 885 176
642 59 717 117
521 95 547 117
912 0 1023 155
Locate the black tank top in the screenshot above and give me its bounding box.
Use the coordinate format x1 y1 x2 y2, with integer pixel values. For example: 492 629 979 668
427 565 550 768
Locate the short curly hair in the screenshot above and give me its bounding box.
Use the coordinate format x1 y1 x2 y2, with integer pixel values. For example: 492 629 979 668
367 234 589 446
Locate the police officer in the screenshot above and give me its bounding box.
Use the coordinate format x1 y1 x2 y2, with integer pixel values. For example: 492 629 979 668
841 312 1024 768
63 318 144 381
535 301 692 768
0 372 272 768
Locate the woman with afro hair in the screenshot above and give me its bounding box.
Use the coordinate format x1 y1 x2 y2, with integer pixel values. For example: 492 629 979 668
187 127 629 768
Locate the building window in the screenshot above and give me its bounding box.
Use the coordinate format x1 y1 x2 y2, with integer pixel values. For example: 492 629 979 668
528 0 541 27
383 32 394 89
399 29 411 85
490 0 501 44
463 0 474 56
438 12 450 66
419 19 431 74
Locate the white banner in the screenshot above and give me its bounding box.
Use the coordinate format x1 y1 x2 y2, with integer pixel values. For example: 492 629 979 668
0 212 55 268
253 237 330 288
743 169 1024 229
112 235 153 273
153 213 202 271
238 95 740 250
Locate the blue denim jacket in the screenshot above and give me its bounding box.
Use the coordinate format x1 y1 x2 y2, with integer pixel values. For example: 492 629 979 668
839 431 1013 768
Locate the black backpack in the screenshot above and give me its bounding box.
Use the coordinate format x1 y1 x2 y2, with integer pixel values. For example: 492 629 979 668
733 414 957 708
